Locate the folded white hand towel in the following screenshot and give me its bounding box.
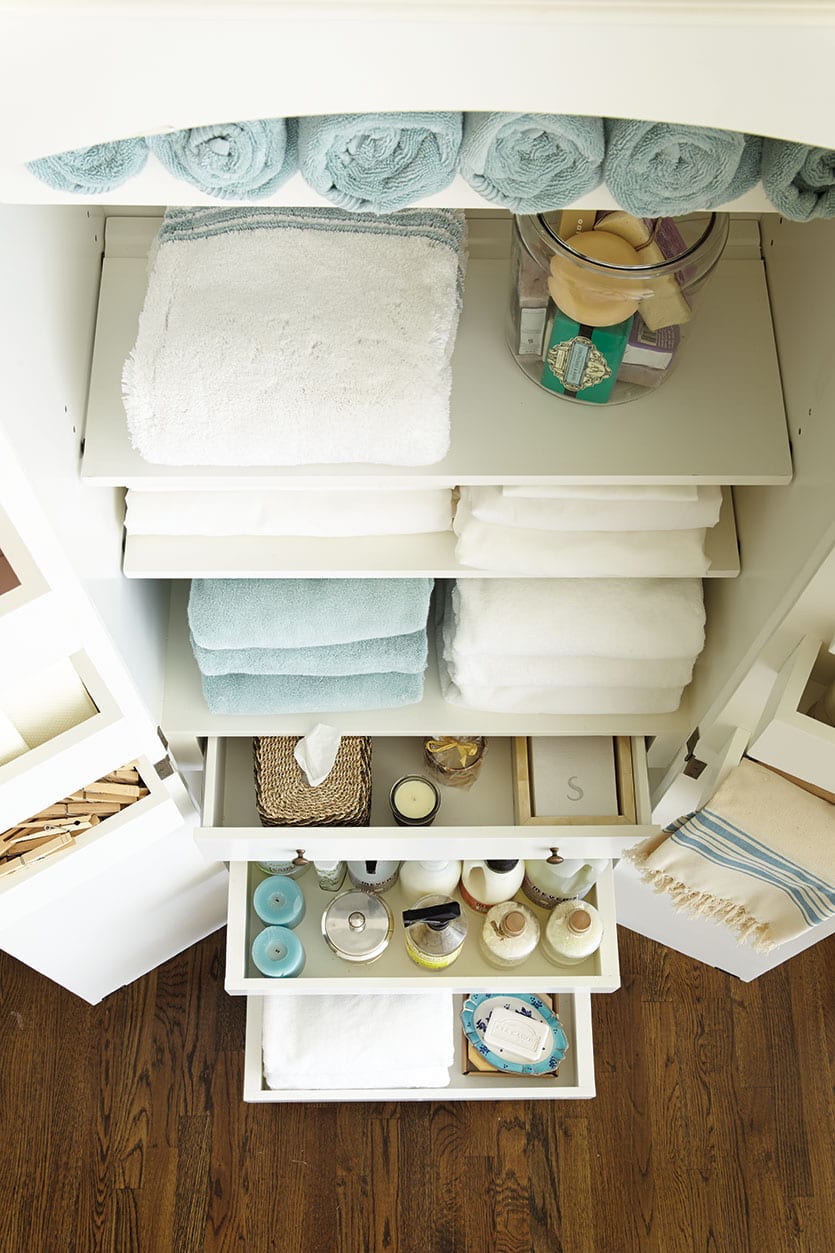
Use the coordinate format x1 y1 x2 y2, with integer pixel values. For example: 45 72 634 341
123 206 465 467
439 656 684 714
262 993 454 1090
125 487 453 537
453 504 709 577
466 485 722 532
446 640 696 690
450 578 705 660
502 484 699 501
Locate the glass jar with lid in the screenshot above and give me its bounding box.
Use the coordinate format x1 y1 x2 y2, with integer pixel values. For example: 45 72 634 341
507 209 729 405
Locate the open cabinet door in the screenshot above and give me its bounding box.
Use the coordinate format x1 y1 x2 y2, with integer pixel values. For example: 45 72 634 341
0 763 228 1004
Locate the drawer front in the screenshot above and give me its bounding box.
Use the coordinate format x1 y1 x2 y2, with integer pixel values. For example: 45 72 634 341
0 754 188 926
243 989 595 1103
196 734 657 862
225 859 620 996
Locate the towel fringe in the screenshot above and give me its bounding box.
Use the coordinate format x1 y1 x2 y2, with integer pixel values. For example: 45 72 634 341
629 864 777 952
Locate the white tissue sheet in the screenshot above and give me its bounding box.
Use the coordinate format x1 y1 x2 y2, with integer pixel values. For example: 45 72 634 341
293 723 341 787
262 993 454 1090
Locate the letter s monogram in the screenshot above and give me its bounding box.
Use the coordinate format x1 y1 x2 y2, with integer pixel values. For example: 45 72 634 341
566 775 584 802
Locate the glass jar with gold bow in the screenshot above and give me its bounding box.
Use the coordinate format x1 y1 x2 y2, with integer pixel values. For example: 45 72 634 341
423 736 487 790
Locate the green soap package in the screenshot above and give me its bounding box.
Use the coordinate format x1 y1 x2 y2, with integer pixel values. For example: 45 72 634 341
541 310 633 403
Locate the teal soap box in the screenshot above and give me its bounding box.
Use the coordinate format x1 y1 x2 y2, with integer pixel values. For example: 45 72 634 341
541 310 633 403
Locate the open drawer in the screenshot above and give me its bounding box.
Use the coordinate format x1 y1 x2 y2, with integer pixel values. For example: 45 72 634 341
0 753 189 928
196 734 657 862
225 859 620 995
243 989 595 1102
0 651 145 833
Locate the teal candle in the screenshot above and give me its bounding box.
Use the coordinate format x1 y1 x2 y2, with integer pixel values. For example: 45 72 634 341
251 925 305 978
253 875 306 928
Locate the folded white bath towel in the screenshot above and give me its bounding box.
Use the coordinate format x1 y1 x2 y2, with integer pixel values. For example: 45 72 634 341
450 578 705 660
262 993 454 1090
466 485 722 532
440 670 685 715
123 206 465 467
125 487 453 537
502 484 699 501
453 504 709 577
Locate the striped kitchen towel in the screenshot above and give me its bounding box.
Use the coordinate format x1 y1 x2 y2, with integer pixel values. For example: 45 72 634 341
627 758 835 950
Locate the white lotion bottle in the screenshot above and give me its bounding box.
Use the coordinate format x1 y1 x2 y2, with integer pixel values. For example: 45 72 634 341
522 858 608 909
460 860 525 913
399 860 462 904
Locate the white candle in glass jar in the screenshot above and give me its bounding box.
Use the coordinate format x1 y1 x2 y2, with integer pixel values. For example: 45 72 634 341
391 777 438 822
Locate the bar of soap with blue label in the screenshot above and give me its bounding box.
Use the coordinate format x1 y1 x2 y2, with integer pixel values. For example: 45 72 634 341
541 309 633 403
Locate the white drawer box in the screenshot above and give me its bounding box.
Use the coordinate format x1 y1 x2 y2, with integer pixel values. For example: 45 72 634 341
243 989 595 1103
225 859 620 995
196 734 656 862
748 636 835 796
0 753 186 927
0 651 145 833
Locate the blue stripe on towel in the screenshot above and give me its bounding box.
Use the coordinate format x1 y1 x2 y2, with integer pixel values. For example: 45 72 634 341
669 809 835 926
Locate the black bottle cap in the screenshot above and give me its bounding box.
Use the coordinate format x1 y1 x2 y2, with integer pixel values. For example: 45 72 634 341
365 860 377 875
485 860 519 873
402 901 461 930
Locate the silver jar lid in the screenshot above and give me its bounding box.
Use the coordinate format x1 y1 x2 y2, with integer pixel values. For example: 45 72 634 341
321 890 394 963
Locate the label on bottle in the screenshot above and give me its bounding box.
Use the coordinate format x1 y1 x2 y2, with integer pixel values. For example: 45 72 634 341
521 874 561 910
518 306 548 356
404 932 460 970
459 881 492 913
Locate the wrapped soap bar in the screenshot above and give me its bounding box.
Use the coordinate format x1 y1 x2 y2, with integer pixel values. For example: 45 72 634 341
541 308 633 404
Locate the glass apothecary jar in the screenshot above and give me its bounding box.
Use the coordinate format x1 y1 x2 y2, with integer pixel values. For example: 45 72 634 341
507 209 729 405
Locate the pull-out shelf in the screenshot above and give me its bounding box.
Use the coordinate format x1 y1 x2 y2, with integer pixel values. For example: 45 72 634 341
243 990 596 1103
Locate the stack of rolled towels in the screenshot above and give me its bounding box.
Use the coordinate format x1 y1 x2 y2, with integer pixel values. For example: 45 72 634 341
122 206 465 468
439 577 705 714
124 487 453 540
189 577 433 714
26 112 835 222
453 483 722 576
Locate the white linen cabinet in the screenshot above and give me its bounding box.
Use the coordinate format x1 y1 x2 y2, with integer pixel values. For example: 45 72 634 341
1 1 834 1099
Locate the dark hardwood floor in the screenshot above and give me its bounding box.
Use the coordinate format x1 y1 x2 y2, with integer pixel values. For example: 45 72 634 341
1 924 833 1253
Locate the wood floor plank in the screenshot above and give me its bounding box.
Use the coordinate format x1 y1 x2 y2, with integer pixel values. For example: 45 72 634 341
3 927 835 1253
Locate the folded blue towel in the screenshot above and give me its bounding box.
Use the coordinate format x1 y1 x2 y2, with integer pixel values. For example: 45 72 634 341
761 139 835 221
190 629 428 677
604 119 762 215
459 113 604 212
147 119 297 200
188 578 434 650
298 112 462 213
201 670 425 714
27 138 148 194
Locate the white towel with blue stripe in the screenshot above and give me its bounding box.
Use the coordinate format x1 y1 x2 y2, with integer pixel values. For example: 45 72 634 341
123 206 465 466
627 759 835 951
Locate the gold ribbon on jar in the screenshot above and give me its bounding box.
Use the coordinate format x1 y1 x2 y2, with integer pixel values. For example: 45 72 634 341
424 737 482 769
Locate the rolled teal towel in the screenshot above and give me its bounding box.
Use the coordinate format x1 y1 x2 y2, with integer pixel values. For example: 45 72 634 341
761 139 835 221
604 119 762 215
147 118 297 200
190 629 428 677
201 670 425 714
459 113 604 212
27 138 148 194
298 112 462 213
188 578 434 650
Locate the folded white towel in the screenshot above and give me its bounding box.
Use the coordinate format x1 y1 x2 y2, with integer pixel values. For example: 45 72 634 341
453 504 709 577
125 487 453 537
123 206 465 467
450 578 705 660
466 485 722 532
441 673 685 715
262 993 454 1090
445 637 696 691
502 484 699 501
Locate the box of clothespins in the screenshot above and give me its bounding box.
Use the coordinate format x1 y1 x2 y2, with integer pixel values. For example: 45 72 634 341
0 761 149 879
